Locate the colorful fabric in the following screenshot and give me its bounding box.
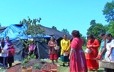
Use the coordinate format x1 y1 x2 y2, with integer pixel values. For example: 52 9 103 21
29 44 36 51
96 40 107 60
60 39 70 55
8 47 15 56
104 39 114 61
85 39 99 70
49 54 58 60
48 41 57 54
70 38 87 72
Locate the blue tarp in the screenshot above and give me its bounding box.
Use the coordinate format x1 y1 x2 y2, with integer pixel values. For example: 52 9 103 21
0 24 28 40
0 24 51 40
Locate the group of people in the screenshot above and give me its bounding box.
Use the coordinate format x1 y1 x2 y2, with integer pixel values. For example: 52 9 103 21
48 30 114 72
22 40 37 59
48 30 87 72
0 36 15 68
0 37 37 69
86 33 114 72
48 34 70 66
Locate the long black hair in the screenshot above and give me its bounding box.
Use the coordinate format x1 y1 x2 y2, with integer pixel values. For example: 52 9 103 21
72 30 80 38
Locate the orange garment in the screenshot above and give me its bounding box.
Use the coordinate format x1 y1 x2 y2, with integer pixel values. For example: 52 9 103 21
85 39 100 70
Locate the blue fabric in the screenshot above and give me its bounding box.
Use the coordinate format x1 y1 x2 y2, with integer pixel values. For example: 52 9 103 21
0 24 51 40
0 24 28 40
99 40 107 59
99 40 105 52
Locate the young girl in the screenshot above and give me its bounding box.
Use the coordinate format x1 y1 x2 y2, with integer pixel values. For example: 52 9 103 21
48 37 58 64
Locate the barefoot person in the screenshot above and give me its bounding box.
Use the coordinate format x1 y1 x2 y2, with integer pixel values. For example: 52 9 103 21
48 36 58 64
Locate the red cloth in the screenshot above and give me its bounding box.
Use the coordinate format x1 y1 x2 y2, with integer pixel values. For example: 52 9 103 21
85 39 99 70
70 38 87 72
49 54 58 60
8 47 15 56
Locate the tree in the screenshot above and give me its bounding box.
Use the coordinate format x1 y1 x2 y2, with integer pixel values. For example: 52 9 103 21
52 26 57 30
20 17 44 36
90 20 96 25
103 1 114 22
61 29 69 34
108 21 114 36
87 20 106 39
81 36 87 46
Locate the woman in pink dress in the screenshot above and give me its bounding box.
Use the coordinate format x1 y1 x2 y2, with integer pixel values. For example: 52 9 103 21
69 30 87 72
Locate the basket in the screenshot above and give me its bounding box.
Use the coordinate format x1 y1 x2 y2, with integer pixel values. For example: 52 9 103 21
99 60 114 69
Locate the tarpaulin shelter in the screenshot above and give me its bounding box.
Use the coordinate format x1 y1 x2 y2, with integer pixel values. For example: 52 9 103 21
0 24 71 60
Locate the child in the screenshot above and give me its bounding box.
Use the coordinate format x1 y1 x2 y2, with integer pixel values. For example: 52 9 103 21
28 41 36 55
7 44 15 67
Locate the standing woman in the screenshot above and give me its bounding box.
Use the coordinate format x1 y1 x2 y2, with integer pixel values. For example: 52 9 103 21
48 36 58 64
2 36 10 68
60 35 70 66
85 34 100 71
96 33 106 60
5 36 13 68
69 30 87 72
104 33 114 71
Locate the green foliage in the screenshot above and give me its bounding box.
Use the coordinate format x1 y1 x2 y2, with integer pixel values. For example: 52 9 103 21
61 29 69 34
90 20 96 25
33 63 42 69
108 21 114 36
103 1 114 22
52 26 57 30
20 17 44 36
87 20 106 39
81 36 87 46
22 54 36 67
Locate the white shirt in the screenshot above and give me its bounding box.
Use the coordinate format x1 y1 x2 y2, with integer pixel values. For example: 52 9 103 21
104 39 114 62
1 42 9 57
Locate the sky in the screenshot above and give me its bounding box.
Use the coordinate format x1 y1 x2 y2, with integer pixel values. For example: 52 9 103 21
0 0 112 36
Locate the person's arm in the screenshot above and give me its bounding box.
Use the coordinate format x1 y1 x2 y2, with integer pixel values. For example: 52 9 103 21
92 39 100 48
66 40 70 51
108 40 114 57
69 38 78 59
69 48 74 59
60 40 64 55
87 40 92 48
108 47 113 57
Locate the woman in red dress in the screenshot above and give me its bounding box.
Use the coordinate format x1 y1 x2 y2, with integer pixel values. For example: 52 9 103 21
48 36 58 64
69 30 87 72
85 34 100 71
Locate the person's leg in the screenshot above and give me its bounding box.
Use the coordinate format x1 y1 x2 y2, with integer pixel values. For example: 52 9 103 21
52 60 54 64
9 63 12 67
8 56 14 67
50 54 54 64
3 57 8 68
54 54 58 63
